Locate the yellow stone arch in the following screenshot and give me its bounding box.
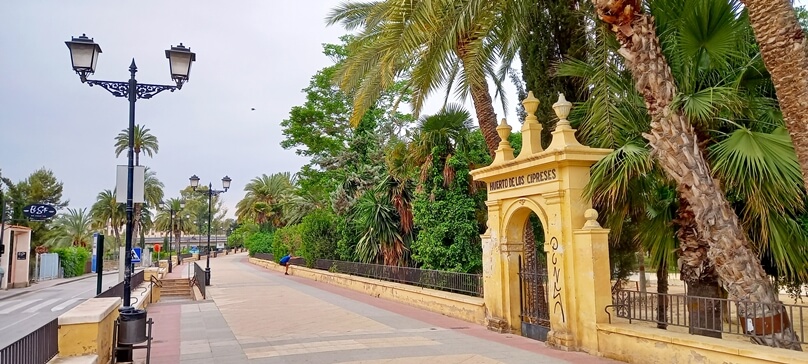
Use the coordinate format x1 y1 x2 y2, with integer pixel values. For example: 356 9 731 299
471 92 613 354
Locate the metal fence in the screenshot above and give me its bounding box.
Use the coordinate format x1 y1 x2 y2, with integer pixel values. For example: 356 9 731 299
37 253 60 281
0 318 58 364
315 259 483 297
96 270 145 299
193 262 206 299
610 288 808 345
254 253 274 261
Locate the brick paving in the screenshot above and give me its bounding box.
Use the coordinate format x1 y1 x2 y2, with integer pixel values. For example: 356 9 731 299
139 253 621 364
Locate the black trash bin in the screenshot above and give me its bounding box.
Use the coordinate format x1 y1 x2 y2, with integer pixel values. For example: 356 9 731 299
118 308 148 345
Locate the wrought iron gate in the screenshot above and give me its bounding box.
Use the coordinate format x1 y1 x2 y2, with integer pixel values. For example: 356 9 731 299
518 255 550 341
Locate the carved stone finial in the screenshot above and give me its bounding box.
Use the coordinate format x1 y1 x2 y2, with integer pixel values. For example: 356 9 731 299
552 93 572 130
522 91 540 124
497 118 512 147
583 208 601 229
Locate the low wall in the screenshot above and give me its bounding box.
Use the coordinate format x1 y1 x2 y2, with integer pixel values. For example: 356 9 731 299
598 323 808 364
249 257 485 325
58 297 121 364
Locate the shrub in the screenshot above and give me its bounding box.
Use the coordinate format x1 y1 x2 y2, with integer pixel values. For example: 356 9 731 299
299 210 339 267
52 246 90 278
245 232 274 256
272 224 302 261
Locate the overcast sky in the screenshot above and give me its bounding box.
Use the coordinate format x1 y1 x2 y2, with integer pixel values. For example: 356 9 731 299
0 1 519 218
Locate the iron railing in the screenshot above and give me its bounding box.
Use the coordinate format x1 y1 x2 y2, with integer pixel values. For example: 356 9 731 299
254 252 274 261
0 318 58 364
315 259 483 297
193 262 206 299
611 288 808 345
96 270 144 299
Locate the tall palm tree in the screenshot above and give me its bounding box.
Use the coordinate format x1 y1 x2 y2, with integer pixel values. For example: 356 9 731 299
114 124 159 166
236 173 294 227
90 189 125 248
327 0 529 156
741 0 808 194
591 0 802 349
47 208 93 247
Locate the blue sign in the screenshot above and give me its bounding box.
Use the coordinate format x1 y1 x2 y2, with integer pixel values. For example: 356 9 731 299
131 248 142 263
22 204 57 220
92 233 99 273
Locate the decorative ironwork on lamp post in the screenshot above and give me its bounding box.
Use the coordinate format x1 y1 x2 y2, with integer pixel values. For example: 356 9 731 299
189 175 231 286
65 34 196 310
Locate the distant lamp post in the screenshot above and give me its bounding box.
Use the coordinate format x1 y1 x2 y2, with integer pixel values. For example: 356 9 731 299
189 175 231 286
162 200 186 273
65 34 195 312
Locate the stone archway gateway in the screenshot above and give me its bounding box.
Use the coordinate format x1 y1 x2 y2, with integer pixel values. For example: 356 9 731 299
470 92 613 353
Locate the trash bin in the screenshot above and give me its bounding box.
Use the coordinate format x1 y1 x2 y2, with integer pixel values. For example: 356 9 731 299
118 308 148 345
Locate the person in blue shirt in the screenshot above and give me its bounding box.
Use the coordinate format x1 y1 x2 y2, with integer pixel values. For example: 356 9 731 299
280 253 293 275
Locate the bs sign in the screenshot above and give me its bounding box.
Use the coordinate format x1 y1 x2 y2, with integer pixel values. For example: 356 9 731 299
22 204 57 220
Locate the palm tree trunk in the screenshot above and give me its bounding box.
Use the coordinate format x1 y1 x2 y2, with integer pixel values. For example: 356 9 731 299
742 0 808 194
469 82 501 157
675 196 723 338
132 204 142 249
455 46 500 157
591 2 802 350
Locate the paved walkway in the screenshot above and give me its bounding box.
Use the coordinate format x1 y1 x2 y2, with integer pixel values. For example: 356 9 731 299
140 253 621 364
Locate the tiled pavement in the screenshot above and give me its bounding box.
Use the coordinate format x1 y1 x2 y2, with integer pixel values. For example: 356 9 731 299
139 253 621 364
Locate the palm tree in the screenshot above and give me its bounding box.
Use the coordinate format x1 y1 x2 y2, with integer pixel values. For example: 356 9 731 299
90 189 124 248
236 173 294 227
114 124 159 166
132 167 164 245
154 198 188 253
741 0 808 194
47 208 93 247
353 185 405 265
591 0 803 349
327 0 529 156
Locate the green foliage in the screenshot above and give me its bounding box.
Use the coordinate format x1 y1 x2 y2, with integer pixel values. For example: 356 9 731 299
227 222 258 248
272 224 303 260
411 180 483 273
299 210 339 267
52 246 90 278
245 231 274 257
2 168 68 247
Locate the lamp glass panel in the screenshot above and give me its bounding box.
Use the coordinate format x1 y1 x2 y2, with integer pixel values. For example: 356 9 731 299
70 43 95 70
169 53 192 79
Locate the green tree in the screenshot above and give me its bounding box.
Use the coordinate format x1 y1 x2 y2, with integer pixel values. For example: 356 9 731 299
132 167 164 247
409 107 486 272
236 173 294 228
114 124 159 166
327 0 529 156
2 168 68 247
47 208 93 247
90 189 124 248
590 0 803 348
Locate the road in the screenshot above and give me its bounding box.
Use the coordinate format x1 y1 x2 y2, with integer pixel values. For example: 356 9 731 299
0 273 120 348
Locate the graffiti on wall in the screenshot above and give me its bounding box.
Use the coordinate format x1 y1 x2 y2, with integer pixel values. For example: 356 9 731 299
550 237 566 322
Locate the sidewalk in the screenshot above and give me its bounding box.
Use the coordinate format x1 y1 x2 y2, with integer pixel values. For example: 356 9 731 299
138 253 621 364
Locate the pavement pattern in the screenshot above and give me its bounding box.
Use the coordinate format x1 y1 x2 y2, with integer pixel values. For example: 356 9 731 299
140 253 621 364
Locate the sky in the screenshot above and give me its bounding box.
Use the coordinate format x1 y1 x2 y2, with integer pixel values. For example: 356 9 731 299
0 1 519 218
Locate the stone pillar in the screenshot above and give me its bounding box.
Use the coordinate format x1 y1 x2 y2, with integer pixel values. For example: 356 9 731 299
482 199 509 332
572 209 611 354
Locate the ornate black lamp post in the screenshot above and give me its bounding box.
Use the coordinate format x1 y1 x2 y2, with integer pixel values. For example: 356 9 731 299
65 34 195 310
189 175 231 286
162 200 186 273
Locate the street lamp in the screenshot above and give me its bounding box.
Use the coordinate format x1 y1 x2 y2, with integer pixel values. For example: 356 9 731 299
161 200 185 273
189 175 231 286
65 35 195 361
